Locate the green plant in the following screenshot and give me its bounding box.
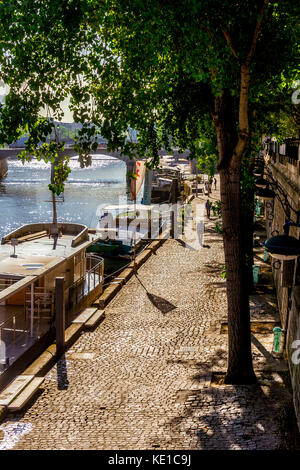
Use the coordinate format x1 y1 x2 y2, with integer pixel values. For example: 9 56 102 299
211 200 222 218
221 266 226 279
215 221 223 234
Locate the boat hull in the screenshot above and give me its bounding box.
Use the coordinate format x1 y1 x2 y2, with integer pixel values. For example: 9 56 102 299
87 239 132 256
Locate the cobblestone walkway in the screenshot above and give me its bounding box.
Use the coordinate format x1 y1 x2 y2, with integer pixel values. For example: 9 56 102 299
0 191 297 450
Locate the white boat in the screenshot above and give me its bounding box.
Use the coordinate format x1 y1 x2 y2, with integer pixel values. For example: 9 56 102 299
91 203 169 256
0 223 104 373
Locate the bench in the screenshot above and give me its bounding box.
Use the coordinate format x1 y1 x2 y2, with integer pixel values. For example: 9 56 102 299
16 230 48 243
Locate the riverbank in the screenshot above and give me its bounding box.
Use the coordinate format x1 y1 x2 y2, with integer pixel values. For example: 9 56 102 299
0 181 298 450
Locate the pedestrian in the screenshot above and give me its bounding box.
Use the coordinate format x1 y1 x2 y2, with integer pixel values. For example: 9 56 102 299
214 177 217 190
205 199 211 219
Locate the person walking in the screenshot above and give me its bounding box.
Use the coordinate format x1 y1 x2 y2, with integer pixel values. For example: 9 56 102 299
204 181 208 195
205 199 211 219
214 177 217 190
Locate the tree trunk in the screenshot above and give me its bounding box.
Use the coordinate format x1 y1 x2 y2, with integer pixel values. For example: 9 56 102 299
220 166 256 384
214 93 256 384
51 191 59 250
241 133 260 294
210 2 269 382
51 161 59 250
241 161 255 295
52 190 58 227
241 205 254 294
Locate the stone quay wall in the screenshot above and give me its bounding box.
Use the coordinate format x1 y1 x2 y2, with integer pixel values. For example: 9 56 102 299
264 146 300 431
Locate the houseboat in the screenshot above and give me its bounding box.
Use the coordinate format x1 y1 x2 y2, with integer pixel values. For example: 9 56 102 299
89 203 169 257
0 222 104 380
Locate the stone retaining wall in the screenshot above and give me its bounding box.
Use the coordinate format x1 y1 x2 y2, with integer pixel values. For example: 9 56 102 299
264 153 300 431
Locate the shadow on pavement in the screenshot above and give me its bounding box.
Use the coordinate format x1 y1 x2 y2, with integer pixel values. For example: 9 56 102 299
57 354 69 390
165 349 299 450
134 273 177 314
175 239 198 251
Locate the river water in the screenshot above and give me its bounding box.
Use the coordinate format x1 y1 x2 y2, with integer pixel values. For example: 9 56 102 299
0 155 133 239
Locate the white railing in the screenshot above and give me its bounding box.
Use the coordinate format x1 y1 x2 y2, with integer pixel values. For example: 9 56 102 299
0 288 55 370
0 257 104 370
68 254 104 307
85 253 104 294
0 310 29 368
0 310 28 349
25 287 54 321
0 278 17 292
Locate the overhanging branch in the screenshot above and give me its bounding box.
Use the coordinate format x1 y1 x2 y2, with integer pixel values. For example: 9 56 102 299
246 0 270 66
223 29 239 62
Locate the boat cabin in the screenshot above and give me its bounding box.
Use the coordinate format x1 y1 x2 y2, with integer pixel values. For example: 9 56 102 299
96 203 169 244
0 223 104 373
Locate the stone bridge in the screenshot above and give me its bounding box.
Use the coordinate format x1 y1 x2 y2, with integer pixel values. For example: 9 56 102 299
0 145 190 175
0 145 191 203
0 145 190 162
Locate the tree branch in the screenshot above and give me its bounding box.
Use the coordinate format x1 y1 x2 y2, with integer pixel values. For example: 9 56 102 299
246 0 270 66
223 29 239 62
232 0 270 164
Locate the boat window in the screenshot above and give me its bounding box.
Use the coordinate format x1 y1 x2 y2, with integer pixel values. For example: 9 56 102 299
22 263 44 267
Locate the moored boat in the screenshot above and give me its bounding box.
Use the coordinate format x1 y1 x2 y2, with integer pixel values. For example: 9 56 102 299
86 238 133 257
88 203 168 257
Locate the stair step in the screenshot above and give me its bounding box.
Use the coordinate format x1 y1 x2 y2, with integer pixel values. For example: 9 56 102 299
84 310 105 330
0 375 34 406
7 377 44 411
72 307 98 324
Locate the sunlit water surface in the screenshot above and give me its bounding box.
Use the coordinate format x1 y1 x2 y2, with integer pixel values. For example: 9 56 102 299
0 155 132 238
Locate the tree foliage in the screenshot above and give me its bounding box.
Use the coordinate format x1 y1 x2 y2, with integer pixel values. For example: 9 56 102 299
0 0 299 381
0 1 298 161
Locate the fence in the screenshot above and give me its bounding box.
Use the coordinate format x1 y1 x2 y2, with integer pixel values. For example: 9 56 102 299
0 277 18 292
0 310 29 366
0 255 104 369
0 286 54 368
67 254 104 312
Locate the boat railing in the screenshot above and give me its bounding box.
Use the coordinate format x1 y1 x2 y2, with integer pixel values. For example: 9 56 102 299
85 254 104 292
68 254 104 307
0 278 17 292
25 287 55 322
0 287 55 370
0 310 29 367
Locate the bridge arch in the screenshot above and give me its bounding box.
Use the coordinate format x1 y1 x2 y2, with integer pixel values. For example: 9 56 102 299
0 145 191 202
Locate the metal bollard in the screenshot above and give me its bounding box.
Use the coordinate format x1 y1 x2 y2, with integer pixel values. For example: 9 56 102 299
272 327 284 357
252 265 260 284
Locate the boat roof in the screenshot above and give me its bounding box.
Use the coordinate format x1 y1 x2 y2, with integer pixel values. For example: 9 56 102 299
0 223 101 301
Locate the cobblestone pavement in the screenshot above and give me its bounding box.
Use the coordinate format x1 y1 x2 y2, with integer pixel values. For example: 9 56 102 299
0 185 297 450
